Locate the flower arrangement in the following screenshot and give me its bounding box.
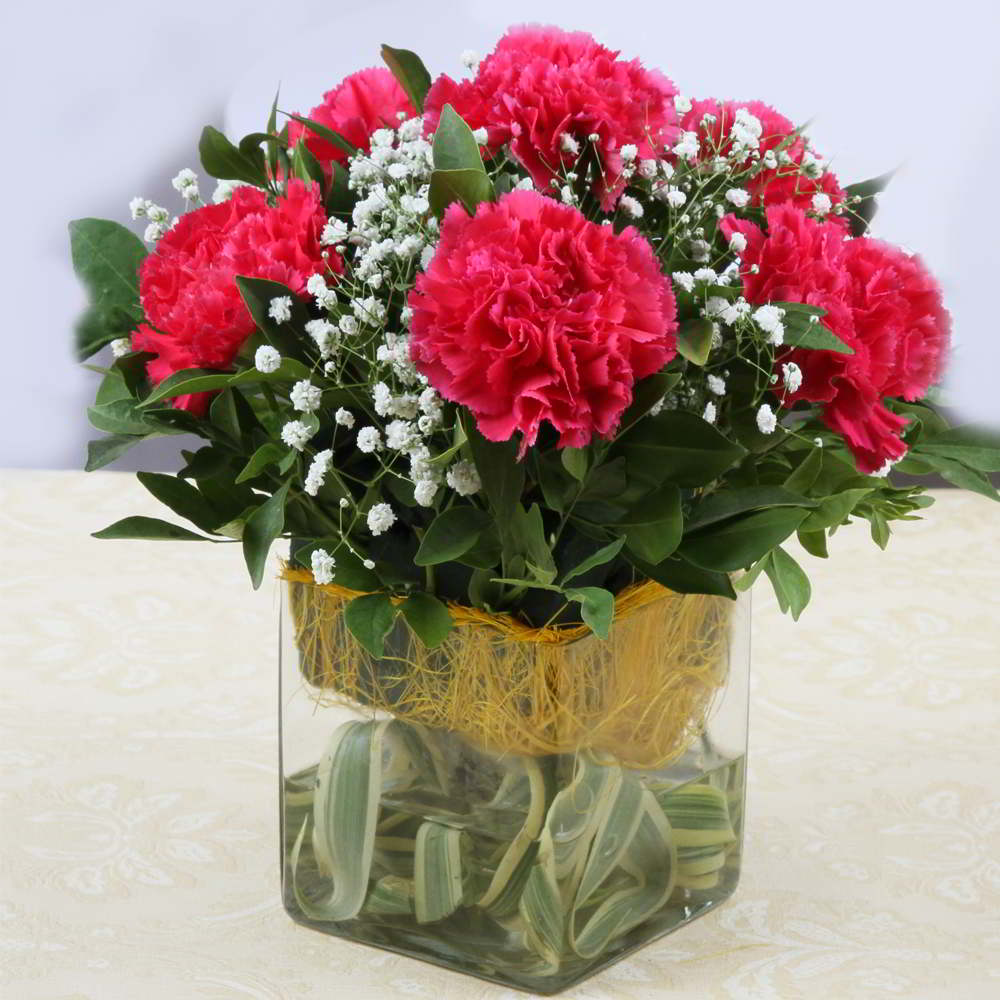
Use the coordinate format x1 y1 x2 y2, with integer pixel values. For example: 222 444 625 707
71 26 997 640
69 24 1000 990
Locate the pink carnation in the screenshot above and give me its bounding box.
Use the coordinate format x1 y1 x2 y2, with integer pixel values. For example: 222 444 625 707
288 67 415 177
682 99 847 227
131 323 213 415
408 189 677 451
722 205 949 473
135 179 332 410
424 25 678 209
842 238 951 402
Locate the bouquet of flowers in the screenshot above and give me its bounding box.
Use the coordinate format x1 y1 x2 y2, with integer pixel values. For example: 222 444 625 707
69 24 1000 991
72 26 997 635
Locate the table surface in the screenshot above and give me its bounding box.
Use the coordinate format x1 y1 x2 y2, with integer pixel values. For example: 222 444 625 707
2 470 998 1000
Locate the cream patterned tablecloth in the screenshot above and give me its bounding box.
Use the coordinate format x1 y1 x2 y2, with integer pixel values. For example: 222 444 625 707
1 470 998 999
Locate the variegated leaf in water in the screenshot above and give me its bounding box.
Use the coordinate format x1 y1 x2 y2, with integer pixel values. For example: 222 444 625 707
479 757 548 910
414 820 466 924
676 845 729 877
571 791 676 959
655 782 736 847
547 754 615 886
480 839 539 919
296 720 388 920
366 874 415 915
676 870 721 890
519 828 566 971
386 720 450 793
572 767 644 906
519 753 630 968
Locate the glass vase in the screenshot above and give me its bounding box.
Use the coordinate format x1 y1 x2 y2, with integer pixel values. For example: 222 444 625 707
279 579 750 994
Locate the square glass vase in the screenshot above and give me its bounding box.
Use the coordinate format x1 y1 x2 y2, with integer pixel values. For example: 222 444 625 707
279 579 749 995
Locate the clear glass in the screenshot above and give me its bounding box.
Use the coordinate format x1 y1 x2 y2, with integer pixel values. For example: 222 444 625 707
280 584 750 995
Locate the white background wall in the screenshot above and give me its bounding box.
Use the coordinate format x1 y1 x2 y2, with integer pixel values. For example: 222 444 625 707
4 0 998 471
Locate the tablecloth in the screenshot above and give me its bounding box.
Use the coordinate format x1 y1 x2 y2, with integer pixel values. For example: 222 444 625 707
2 470 998 999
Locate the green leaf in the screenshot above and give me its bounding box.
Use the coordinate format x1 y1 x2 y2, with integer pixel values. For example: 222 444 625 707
266 86 281 177
237 130 287 157
92 516 211 541
917 453 1000 501
565 587 615 639
85 434 143 471
680 507 810 572
432 104 487 172
455 524 502 569
916 426 1000 472
113 350 156 395
889 399 949 441
507 503 558 585
235 443 285 483
209 389 242 444
869 510 891 549
74 304 137 361
617 411 747 488
783 447 824 493
94 370 132 404
326 160 353 215
141 405 207 437
381 44 433 113
732 553 770 593
285 113 358 158
618 371 682 429
140 357 312 407
676 318 715 366
809 449 872 496
489 577 561 593
343 593 397 657
87 399 160 437
428 167 494 218
579 457 628 502
195 466 259 529
561 447 589 482
136 471 222 533
139 369 230 404
800 487 873 531
234 275 309 355
844 170 896 237
291 138 326 191
797 527 829 558
763 546 811 620
414 506 493 565
561 536 626 586
198 125 267 186
685 486 814 532
629 553 736 598
619 483 683 564
774 303 854 354
179 446 229 479
241 482 289 589
465 424 524 523
401 592 454 648
68 218 146 359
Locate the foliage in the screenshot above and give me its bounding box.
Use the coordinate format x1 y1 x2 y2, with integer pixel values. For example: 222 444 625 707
69 35 1000 651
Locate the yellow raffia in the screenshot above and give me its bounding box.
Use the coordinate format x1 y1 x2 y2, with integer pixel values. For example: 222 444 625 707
282 568 734 769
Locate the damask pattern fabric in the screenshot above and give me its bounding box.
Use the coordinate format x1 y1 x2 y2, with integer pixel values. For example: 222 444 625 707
1 471 997 999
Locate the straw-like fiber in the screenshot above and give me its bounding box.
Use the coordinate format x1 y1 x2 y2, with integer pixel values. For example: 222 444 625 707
283 570 733 769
